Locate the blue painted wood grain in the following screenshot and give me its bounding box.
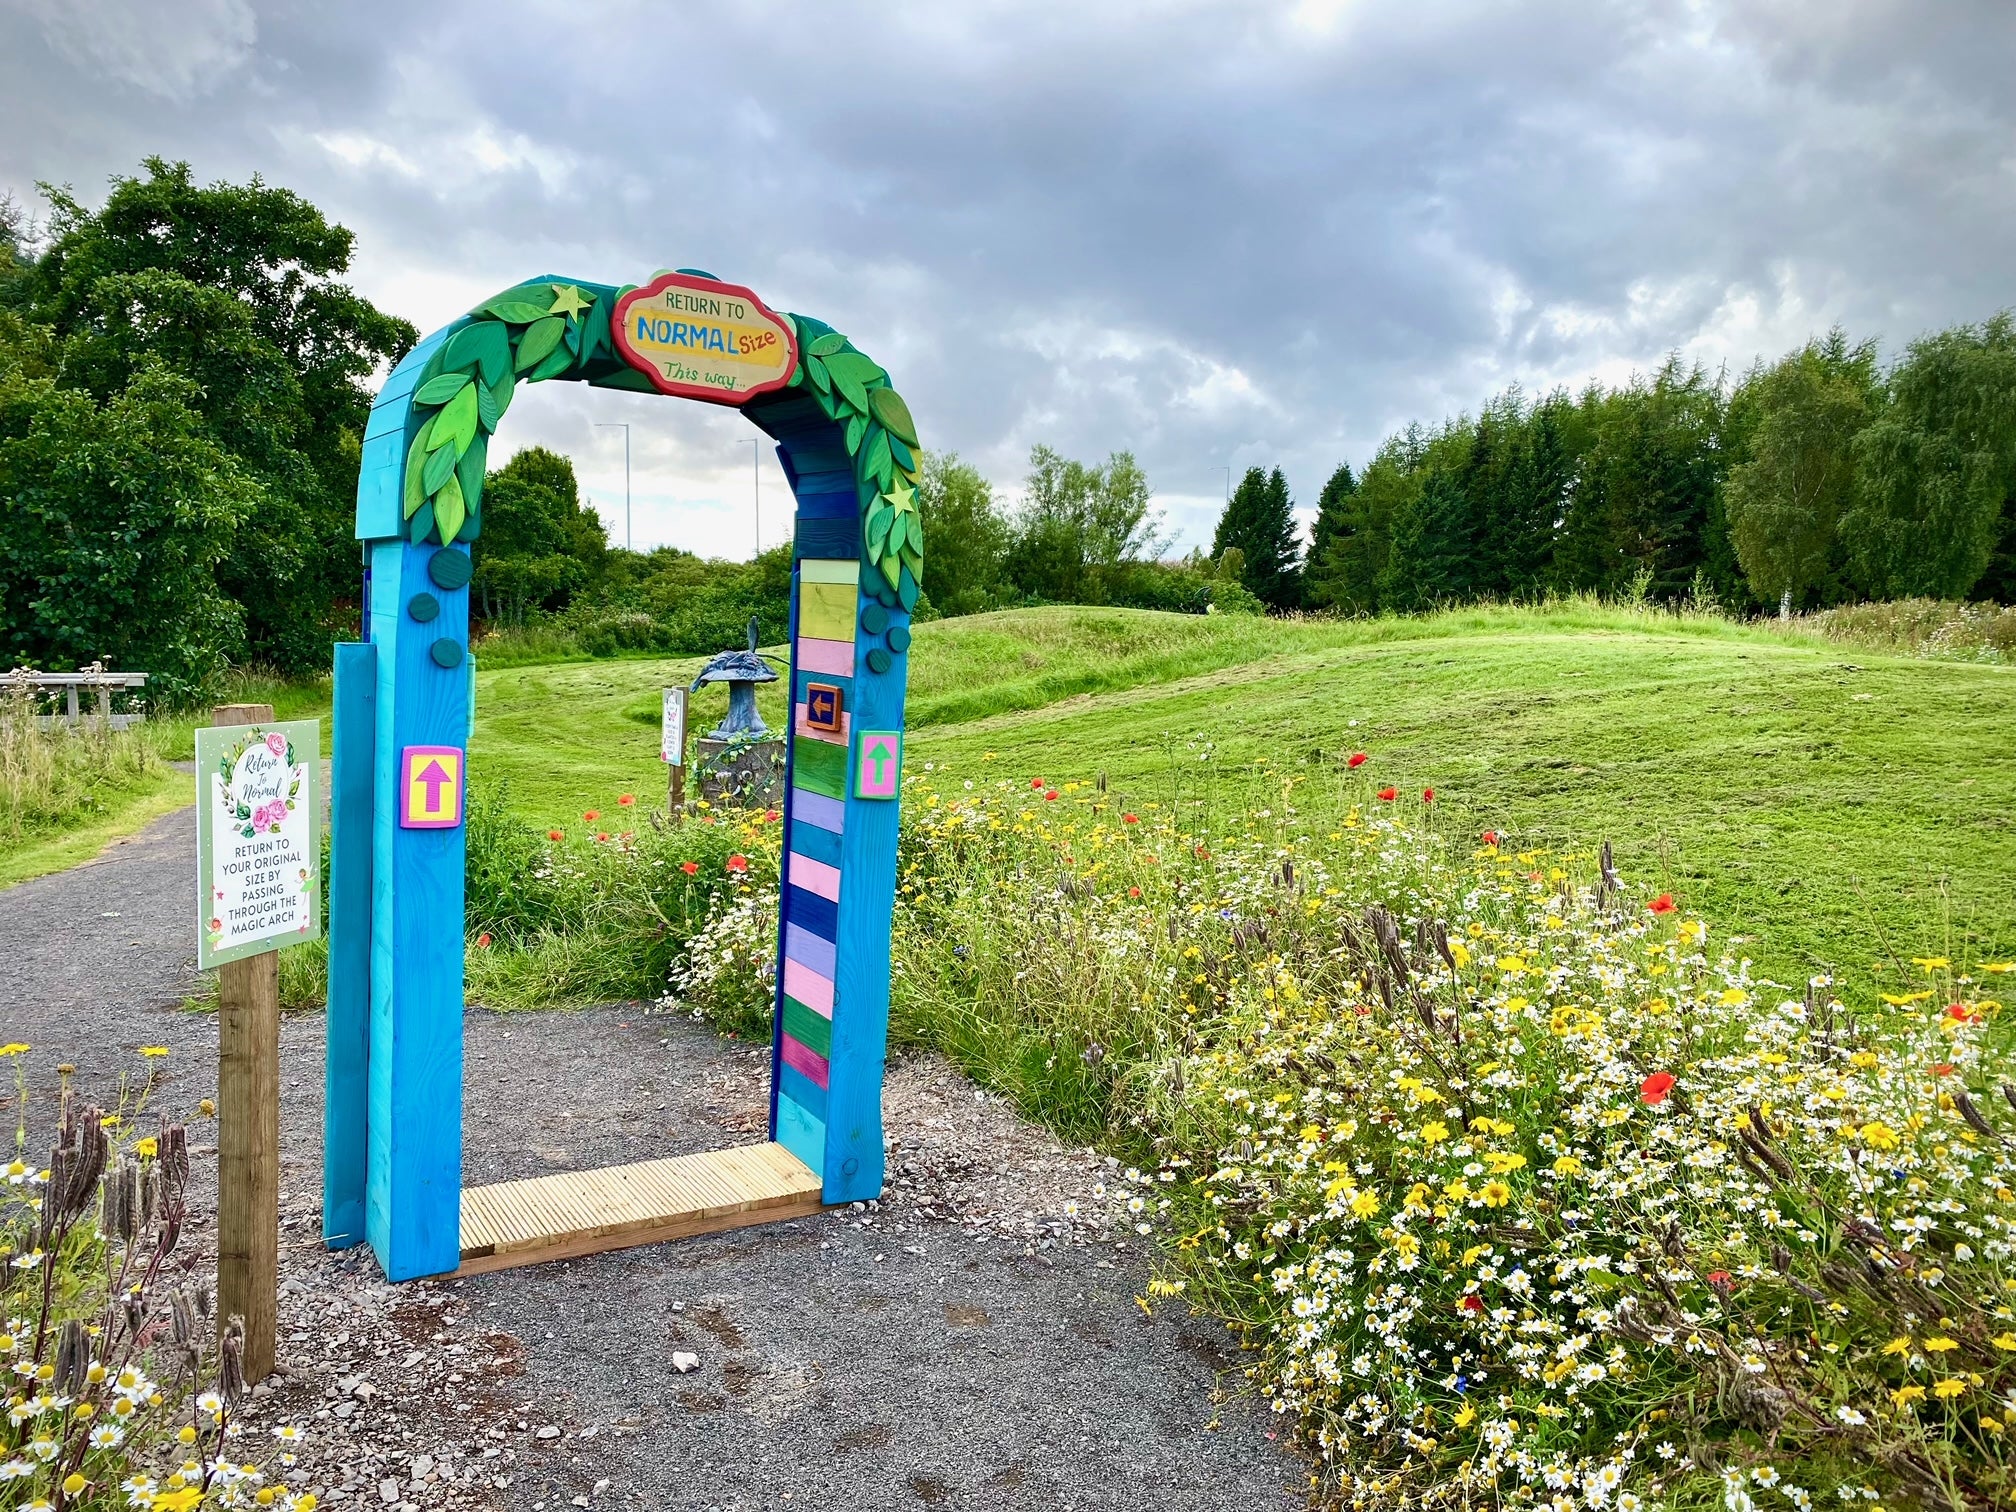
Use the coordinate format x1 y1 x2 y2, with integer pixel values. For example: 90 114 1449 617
324 642 375 1250
824 598 910 1204
778 1061 829 1121
784 884 838 941
783 921 836 977
364 540 469 1281
789 818 842 868
775 1094 825 1174
793 670 854 706
795 518 859 558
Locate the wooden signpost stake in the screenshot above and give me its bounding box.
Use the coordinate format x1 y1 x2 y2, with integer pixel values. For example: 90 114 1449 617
663 686 688 818
211 701 280 1384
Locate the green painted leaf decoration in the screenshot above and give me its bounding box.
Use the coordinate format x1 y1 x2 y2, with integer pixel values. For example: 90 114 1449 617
408 498 436 546
844 412 865 454
528 344 572 382
432 472 467 545
862 428 894 491
482 291 555 323
866 505 893 558
888 434 915 472
897 566 920 611
415 372 473 408
422 439 459 495
402 425 432 520
476 379 501 433
434 382 479 453
488 371 515 426
515 316 566 372
886 509 908 558
869 387 918 446
809 332 848 358
824 351 884 413
455 437 486 524
879 550 902 593
899 541 924 585
443 321 512 385
804 355 830 394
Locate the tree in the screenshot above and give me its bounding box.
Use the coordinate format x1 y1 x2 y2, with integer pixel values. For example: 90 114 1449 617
1311 431 1426 614
913 451 1009 616
1721 331 1878 611
1008 445 1164 603
20 160 414 670
1380 467 1475 611
0 364 255 698
1210 465 1300 608
471 447 607 625
1843 315 2016 600
1303 462 1357 608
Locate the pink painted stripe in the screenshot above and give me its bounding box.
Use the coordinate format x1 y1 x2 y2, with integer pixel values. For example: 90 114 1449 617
780 1034 830 1089
796 636 855 676
782 957 833 1015
794 704 850 745
791 852 842 902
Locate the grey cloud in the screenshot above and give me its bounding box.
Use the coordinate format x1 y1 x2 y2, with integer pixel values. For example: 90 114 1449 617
3 0 2011 553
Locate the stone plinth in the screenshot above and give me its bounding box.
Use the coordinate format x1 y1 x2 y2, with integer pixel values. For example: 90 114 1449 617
695 735 785 808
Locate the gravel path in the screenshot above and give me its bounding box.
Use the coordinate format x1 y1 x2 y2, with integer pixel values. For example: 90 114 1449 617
0 810 1300 1511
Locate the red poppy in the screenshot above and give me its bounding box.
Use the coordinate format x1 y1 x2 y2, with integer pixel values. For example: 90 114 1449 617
1347 752 1368 768
680 861 699 876
1031 778 1046 789
1458 1295 1484 1313
595 832 610 843
727 854 750 872
475 933 493 949
765 809 780 822
547 829 564 842
1481 830 1498 845
1640 1072 1675 1106
1422 788 1435 803
1122 813 1139 824
1946 1003 1976 1022
1931 1063 1955 1077
1128 886 1142 899
1648 893 1676 914
1377 787 1397 801
583 809 600 823
1044 790 1059 801
1194 846 1210 859
1705 1269 1735 1291
618 794 635 807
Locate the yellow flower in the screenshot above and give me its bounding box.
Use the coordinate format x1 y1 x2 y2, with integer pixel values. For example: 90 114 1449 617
1481 1180 1511 1208
1911 956 1951 970
1892 1384 1926 1407
1420 1121 1450 1145
1922 1336 1958 1353
62 1474 86 1496
177 1424 197 1444
0 1044 27 1057
1932 1378 1966 1400
1991 1333 2016 1351
1984 962 2014 974
1881 991 1933 1006
1445 1180 1472 1202
1861 1123 1902 1153
138 1046 170 1058
134 1137 158 1159
1350 1190 1380 1220
1882 1336 1914 1356
1486 1152 1527 1175
1552 1155 1584 1177
1451 1404 1476 1428
153 1491 204 1512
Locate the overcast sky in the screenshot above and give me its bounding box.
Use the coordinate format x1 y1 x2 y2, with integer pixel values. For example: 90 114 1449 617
3 0 2012 559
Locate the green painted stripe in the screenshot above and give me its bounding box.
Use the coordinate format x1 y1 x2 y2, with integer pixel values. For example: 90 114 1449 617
798 581 858 641
792 735 846 799
783 996 832 1057
800 557 860 585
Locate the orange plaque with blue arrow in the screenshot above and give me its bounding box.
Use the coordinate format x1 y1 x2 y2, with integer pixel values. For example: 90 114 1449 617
399 745 464 829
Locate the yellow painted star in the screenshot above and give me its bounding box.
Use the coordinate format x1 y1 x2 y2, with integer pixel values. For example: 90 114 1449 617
881 480 916 514
546 284 593 318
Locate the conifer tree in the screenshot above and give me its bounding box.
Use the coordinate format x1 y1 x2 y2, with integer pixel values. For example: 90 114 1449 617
1210 465 1302 609
1304 462 1357 608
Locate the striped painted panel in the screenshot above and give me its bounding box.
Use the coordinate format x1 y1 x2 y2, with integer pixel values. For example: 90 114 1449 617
783 956 834 1013
794 669 853 707
789 819 841 869
784 921 835 977
792 490 857 519
776 1089 825 1171
779 1062 828 1121
797 636 854 677
794 702 849 746
782 996 832 1057
785 885 837 940
795 518 858 558
780 1034 830 1089
799 582 858 640
793 788 845 833
792 737 847 798
791 852 842 902
800 558 861 586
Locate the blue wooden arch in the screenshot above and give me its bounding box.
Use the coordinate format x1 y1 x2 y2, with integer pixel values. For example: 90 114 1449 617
323 272 918 1282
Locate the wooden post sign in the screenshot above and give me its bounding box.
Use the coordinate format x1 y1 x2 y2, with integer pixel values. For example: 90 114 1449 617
329 267 923 1282
196 707 320 1386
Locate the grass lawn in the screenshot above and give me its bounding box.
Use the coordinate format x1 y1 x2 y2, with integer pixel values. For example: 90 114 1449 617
472 604 2015 995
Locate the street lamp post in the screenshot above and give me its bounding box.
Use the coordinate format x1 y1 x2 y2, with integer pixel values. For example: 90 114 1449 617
595 423 631 550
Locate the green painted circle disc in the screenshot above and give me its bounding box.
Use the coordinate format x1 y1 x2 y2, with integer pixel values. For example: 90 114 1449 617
861 604 889 635
408 592 440 623
429 638 465 669
865 647 893 675
886 623 911 653
427 549 473 591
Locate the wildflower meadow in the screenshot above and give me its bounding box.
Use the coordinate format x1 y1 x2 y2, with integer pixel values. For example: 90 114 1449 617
649 747 2010 1512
